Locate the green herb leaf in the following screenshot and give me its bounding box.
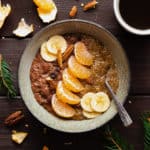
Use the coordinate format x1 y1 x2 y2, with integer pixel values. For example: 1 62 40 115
102 125 134 150
142 112 150 150
0 54 16 98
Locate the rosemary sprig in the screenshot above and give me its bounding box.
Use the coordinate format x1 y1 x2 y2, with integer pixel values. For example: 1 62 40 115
102 125 134 150
142 112 150 150
0 54 16 98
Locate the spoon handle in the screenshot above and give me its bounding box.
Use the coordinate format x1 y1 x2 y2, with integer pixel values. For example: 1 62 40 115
105 80 133 127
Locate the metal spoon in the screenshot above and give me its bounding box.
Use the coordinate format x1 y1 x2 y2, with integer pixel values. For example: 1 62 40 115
105 79 133 127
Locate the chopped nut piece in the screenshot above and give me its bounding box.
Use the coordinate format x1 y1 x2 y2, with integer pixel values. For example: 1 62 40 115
0 0 11 29
13 18 34 37
81 3 84 7
57 49 63 68
69 6 77 18
83 0 98 11
11 131 28 144
4 111 24 126
63 44 74 62
42 145 49 150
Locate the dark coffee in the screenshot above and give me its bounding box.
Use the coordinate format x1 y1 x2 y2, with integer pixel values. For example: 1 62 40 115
119 0 150 29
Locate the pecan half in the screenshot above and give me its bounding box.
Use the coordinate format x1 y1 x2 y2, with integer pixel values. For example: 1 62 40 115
4 111 24 126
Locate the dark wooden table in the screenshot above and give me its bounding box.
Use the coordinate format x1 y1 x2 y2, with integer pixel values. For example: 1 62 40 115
0 0 150 149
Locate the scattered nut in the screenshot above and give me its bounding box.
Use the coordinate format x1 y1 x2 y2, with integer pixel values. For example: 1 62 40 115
4 111 24 126
42 145 49 150
83 0 98 11
69 6 77 18
11 131 28 144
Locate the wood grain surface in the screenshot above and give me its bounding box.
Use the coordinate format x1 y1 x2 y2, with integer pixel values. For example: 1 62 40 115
0 0 150 150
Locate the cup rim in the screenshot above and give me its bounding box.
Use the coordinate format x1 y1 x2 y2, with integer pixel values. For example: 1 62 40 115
113 0 150 35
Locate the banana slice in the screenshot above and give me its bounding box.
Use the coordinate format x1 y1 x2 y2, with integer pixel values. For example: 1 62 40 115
13 18 34 37
82 110 100 119
51 94 75 118
40 42 57 62
80 92 95 112
46 35 67 55
91 92 110 113
56 81 80 105
0 1 11 29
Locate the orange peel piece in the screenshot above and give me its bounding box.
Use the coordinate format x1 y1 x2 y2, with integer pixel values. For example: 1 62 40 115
36 0 57 23
13 18 34 37
33 0 54 12
0 0 11 29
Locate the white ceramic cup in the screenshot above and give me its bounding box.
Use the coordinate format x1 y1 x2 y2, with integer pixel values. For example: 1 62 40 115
113 0 150 35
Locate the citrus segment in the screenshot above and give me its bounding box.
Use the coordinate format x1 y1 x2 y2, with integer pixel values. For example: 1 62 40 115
56 81 80 105
68 56 91 79
74 41 93 66
62 68 84 93
51 95 75 118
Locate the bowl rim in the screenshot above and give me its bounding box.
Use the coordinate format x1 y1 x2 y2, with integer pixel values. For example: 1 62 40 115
18 19 131 133
113 0 150 35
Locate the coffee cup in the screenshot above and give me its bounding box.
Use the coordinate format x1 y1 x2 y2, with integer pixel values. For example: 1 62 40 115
113 0 150 35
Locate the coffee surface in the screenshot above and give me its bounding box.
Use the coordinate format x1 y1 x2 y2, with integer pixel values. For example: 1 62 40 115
120 0 150 29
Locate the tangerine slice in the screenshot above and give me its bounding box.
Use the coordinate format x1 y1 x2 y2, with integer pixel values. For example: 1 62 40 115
56 81 80 105
62 68 84 93
51 95 75 118
68 56 91 79
33 0 54 12
74 41 93 66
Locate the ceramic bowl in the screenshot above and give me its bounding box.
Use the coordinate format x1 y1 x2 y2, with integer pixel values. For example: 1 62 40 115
19 19 130 133
113 0 150 35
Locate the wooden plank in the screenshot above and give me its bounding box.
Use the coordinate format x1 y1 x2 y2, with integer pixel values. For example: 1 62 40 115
0 96 149 150
0 36 150 95
0 0 127 37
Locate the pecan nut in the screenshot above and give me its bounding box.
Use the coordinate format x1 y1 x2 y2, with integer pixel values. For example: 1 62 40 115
4 111 24 126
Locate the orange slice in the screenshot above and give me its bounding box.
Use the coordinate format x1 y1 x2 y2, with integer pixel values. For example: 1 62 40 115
33 0 54 12
62 68 84 93
51 95 75 118
68 56 91 79
74 42 93 66
56 81 80 105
